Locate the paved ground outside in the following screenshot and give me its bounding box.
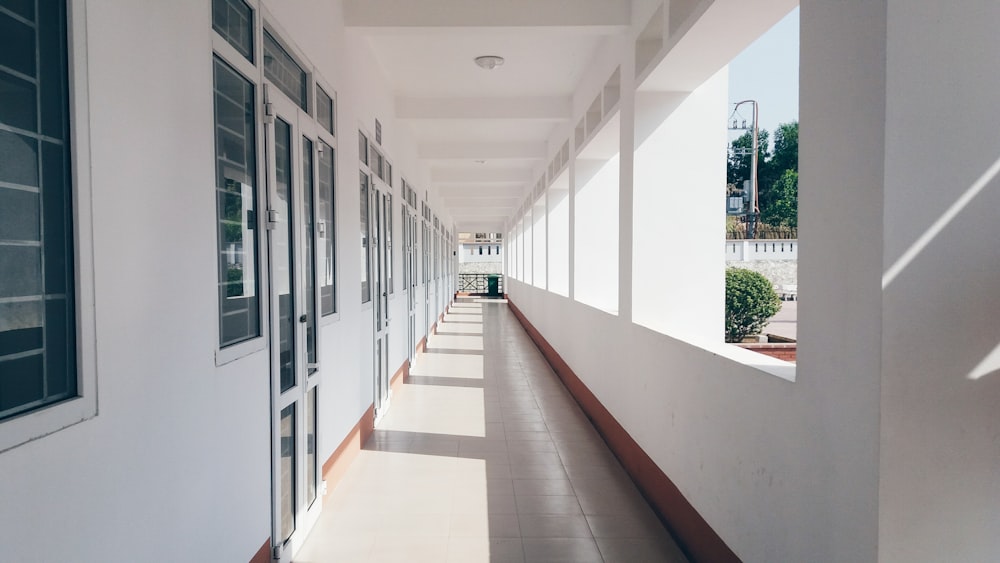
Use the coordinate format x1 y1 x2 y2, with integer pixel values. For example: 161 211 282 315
764 300 797 341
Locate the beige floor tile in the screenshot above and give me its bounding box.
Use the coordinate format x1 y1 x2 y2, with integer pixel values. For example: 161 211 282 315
294 303 688 562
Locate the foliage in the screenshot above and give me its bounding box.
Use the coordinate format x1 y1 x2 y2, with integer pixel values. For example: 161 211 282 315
725 268 781 343
727 121 798 232
770 122 798 175
727 129 770 188
761 169 798 228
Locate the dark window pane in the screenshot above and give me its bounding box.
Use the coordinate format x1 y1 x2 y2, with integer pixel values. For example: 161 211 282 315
359 131 367 165
318 142 335 315
0 71 37 131
302 137 317 371
0 130 38 186
274 119 296 392
213 57 261 347
0 0 76 420
263 31 306 111
0 301 42 357
37 1 68 138
0 353 44 414
212 0 254 63
306 387 317 506
2 0 34 21
280 404 296 541
0 187 39 241
0 12 35 77
44 298 74 398
316 86 334 135
42 141 71 295
0 245 42 298
360 172 370 303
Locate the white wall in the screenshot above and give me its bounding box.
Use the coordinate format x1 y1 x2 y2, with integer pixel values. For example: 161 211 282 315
632 69 727 340
0 1 456 561
879 1 1000 560
508 1 881 561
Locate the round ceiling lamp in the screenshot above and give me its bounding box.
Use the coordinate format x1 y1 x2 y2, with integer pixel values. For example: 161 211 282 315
474 55 505 70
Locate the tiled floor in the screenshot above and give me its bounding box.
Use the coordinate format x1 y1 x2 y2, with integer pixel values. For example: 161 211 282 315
295 300 688 562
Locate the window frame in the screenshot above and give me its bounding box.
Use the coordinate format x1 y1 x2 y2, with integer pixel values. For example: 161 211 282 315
212 5 269 366
1 0 99 453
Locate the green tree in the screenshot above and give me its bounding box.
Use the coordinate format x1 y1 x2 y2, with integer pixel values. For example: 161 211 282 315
727 129 770 189
761 169 798 228
770 121 798 175
725 268 781 343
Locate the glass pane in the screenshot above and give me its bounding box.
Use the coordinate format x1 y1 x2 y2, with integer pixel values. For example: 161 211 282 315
263 31 307 111
306 387 317 506
358 131 367 165
302 137 317 374
274 118 296 393
213 57 260 347
37 0 68 139
212 0 254 63
2 0 34 20
0 187 40 241
318 142 335 315
386 194 393 294
0 11 36 77
0 130 39 186
0 71 37 131
0 0 75 421
279 404 296 542
360 172 370 303
316 86 334 135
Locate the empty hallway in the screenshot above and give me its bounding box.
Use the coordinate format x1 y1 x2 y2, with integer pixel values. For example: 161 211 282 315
295 300 687 562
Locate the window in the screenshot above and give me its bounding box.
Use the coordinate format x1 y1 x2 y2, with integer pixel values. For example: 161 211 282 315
263 30 306 111
358 131 368 165
386 193 393 294
360 172 370 303
315 85 334 136
0 0 77 421
213 57 261 348
212 0 253 63
318 140 336 315
301 137 317 372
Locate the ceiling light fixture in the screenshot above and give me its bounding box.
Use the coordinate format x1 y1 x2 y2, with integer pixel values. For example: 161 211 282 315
474 55 505 70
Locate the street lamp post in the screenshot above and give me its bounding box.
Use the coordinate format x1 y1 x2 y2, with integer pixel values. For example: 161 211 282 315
731 100 759 239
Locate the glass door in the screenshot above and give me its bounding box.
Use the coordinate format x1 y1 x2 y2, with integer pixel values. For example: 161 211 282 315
403 206 417 362
370 179 392 419
263 85 322 563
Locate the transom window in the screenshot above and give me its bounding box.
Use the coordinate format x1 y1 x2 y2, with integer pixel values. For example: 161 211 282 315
212 0 253 63
263 30 307 111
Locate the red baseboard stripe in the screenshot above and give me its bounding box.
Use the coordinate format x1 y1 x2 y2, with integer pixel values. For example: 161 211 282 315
507 300 740 563
416 335 427 354
391 359 409 391
321 404 375 499
249 538 270 563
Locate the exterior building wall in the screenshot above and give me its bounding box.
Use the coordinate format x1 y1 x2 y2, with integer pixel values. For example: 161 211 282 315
878 2 1000 560
509 1 999 562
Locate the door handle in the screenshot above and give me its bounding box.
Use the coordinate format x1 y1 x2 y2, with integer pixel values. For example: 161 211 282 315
299 314 307 323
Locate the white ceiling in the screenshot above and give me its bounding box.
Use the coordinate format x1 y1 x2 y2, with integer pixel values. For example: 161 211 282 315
346 0 629 232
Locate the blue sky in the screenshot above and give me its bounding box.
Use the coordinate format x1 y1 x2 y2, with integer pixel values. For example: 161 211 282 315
728 7 799 140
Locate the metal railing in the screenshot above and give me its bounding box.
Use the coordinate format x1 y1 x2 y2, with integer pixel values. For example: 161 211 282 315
458 273 503 295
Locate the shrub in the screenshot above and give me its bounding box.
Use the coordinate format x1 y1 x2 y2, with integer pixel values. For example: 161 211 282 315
725 267 781 343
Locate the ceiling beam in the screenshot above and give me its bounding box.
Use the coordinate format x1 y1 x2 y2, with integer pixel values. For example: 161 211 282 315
419 141 547 160
432 167 531 183
442 197 521 207
345 0 630 29
398 97 571 120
